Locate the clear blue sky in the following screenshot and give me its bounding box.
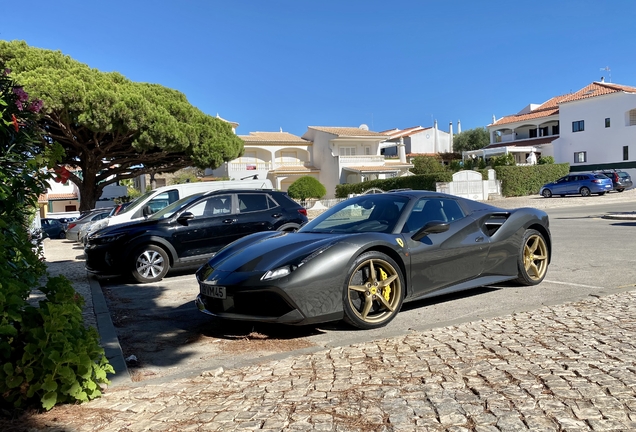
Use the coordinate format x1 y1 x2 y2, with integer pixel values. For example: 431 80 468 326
4 0 635 137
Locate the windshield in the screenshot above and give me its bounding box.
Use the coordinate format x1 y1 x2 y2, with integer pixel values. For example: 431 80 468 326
298 194 409 234
148 193 205 220
118 190 155 215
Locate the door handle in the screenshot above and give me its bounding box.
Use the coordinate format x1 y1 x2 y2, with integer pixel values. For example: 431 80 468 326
272 213 282 218
475 236 484 243
222 218 237 224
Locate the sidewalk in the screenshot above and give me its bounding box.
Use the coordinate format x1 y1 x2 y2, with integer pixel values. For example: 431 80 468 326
32 191 636 431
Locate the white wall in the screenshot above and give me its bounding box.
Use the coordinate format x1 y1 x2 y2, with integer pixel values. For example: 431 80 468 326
555 92 636 169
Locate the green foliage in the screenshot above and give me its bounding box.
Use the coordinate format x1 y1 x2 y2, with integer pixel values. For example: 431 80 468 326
287 176 326 200
171 168 203 185
0 71 112 411
489 153 516 167
452 127 490 152
0 40 244 211
335 173 452 198
495 163 570 196
411 155 446 175
538 155 555 165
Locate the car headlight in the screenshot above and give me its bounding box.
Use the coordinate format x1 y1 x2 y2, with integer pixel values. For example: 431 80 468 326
94 233 126 244
261 266 293 281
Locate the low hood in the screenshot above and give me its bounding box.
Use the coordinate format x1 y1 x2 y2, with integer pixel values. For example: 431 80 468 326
210 232 350 273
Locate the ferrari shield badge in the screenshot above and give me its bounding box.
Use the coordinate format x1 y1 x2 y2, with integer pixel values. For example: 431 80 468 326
396 238 404 248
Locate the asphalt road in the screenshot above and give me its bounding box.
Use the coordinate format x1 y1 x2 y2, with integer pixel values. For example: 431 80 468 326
98 199 636 384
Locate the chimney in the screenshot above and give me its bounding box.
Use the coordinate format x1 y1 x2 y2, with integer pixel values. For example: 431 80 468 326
457 120 461 134
398 137 406 163
449 122 454 153
600 76 605 83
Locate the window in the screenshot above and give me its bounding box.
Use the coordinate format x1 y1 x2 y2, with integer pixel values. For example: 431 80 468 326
538 127 548 137
529 129 538 138
624 146 629 161
402 198 465 233
630 109 636 126
339 147 356 156
574 151 587 163
552 124 560 135
605 118 611 128
238 193 273 213
572 120 584 132
191 195 232 217
364 146 371 155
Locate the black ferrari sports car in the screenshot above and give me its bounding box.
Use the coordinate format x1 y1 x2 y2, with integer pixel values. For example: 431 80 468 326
195 190 551 330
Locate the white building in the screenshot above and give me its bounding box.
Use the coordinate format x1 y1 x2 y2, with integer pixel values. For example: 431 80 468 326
381 120 456 157
475 80 636 172
207 125 414 198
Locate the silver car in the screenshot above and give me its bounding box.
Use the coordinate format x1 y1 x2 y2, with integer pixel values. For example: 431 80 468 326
65 209 112 242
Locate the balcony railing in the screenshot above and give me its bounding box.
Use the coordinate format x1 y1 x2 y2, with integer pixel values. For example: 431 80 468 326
339 155 385 164
229 161 311 171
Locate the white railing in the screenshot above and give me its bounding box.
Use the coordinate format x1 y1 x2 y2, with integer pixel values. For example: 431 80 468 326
339 155 385 164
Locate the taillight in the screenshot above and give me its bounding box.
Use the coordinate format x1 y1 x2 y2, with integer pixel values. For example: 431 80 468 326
298 208 307 216
614 173 619 182
591 179 602 184
67 223 77 230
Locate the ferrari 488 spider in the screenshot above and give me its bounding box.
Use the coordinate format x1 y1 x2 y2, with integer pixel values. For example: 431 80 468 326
195 190 551 330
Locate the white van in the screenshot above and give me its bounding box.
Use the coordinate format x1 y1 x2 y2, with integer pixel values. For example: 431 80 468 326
103 179 273 228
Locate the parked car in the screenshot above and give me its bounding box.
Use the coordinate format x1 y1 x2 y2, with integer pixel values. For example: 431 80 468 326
195 190 552 330
66 209 112 242
593 169 633 192
40 218 67 239
540 173 613 198
85 189 308 283
102 178 274 229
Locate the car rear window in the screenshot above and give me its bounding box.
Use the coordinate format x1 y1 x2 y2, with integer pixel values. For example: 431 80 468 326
593 175 608 179
618 172 630 179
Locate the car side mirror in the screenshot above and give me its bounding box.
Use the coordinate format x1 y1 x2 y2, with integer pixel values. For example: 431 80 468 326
142 205 152 217
177 212 195 225
411 220 450 242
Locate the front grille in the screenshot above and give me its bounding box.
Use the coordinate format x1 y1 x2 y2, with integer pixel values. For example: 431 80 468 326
202 289 294 318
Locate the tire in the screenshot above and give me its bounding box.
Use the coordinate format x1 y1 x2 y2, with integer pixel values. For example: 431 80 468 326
131 245 170 283
580 187 591 197
59 231 66 239
542 189 552 198
343 251 404 330
597 192 606 196
516 229 549 286
560 195 565 197
617 188 625 192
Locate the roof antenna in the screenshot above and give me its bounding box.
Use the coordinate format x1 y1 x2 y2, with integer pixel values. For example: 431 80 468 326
600 66 611 82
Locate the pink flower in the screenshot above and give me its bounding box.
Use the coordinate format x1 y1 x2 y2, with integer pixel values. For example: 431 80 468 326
12 86 29 102
15 99 23 111
28 99 43 113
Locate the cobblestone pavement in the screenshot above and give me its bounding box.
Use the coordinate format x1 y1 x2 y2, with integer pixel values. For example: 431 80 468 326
25 190 636 431
30 290 636 431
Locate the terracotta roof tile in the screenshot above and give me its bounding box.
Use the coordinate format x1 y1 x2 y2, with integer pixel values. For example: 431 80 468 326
308 126 387 138
381 126 431 139
239 131 308 144
491 81 636 127
47 193 78 200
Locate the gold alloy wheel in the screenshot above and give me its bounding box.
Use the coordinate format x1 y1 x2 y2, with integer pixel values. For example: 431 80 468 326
347 258 402 325
523 234 548 281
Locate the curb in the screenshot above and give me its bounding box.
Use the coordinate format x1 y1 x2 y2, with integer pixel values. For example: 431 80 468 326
603 212 636 220
89 275 131 387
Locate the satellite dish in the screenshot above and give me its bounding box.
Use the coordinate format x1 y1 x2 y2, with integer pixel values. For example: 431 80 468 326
359 124 369 131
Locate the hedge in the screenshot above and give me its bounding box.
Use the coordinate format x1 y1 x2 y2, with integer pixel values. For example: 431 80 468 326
495 163 570 197
335 173 453 198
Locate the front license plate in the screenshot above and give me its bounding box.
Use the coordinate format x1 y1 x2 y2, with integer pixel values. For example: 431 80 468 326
200 285 226 299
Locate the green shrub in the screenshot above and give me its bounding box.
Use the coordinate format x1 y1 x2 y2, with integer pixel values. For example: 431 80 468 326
411 155 446 175
495 163 570 197
0 70 113 411
287 176 326 200
538 155 555 165
335 173 452 198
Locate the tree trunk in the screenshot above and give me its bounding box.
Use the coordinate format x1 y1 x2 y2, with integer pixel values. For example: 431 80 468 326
75 166 104 212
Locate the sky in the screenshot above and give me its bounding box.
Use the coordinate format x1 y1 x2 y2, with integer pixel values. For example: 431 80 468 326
3 0 636 137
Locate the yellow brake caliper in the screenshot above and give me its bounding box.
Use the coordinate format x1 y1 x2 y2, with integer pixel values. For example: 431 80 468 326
380 268 391 301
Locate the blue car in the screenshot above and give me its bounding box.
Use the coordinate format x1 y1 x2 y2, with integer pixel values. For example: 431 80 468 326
540 173 613 198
